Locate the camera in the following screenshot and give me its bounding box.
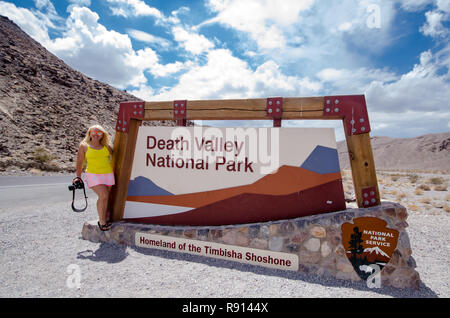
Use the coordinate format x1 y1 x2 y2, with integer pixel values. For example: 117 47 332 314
69 177 88 212
68 178 84 191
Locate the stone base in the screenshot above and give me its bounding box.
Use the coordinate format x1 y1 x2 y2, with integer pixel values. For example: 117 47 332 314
81 201 420 289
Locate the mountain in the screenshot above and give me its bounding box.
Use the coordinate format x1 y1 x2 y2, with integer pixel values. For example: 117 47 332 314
337 132 450 171
126 179 346 226
127 176 173 196
300 145 340 174
127 166 343 208
0 16 176 173
362 246 390 263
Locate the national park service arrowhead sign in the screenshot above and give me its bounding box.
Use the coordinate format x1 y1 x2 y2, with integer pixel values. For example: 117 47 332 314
341 217 399 280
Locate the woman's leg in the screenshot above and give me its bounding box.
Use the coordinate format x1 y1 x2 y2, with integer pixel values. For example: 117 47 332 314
106 185 112 223
91 184 110 226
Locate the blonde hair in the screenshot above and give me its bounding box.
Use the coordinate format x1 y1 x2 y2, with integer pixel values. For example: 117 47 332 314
80 124 112 148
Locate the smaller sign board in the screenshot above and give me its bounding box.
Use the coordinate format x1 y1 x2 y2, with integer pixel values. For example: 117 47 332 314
136 232 299 271
341 217 399 280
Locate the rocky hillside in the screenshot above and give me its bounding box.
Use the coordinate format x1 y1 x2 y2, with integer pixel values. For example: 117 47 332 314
338 132 450 171
0 15 174 173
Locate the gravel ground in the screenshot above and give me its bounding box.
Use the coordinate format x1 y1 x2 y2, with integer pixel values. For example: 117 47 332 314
0 193 448 299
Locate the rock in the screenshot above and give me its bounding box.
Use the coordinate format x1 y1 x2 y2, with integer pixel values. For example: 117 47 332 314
336 258 354 273
268 237 283 252
310 226 326 238
235 232 250 247
304 238 321 252
320 241 331 257
249 238 268 249
299 250 321 264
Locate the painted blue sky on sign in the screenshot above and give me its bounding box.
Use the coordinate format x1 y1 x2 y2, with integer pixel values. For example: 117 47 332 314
1 0 449 140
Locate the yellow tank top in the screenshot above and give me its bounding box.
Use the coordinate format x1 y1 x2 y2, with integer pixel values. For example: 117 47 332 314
85 146 113 174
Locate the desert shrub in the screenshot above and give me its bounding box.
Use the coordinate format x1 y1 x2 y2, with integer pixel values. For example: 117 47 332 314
33 146 53 163
419 197 431 204
434 184 448 191
429 177 444 185
444 205 450 213
408 204 419 211
418 184 431 191
414 188 423 195
408 174 419 183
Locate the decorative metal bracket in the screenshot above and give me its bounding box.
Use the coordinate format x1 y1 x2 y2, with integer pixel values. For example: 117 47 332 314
174 100 187 126
362 186 378 207
116 101 145 133
267 97 282 127
323 95 370 136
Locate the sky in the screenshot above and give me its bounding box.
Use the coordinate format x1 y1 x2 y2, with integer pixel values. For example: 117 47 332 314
0 0 449 141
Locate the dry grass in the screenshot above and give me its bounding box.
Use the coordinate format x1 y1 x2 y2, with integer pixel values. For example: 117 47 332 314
348 170 448 213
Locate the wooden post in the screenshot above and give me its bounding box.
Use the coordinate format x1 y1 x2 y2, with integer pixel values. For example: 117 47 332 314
344 128 380 208
109 118 141 222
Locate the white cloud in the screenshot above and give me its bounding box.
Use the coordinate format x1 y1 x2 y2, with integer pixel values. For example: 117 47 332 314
437 0 450 13
172 26 215 55
43 6 185 87
204 0 314 50
106 0 162 19
68 0 91 5
67 0 91 12
127 28 171 48
203 0 397 75
420 9 449 38
148 48 321 101
43 7 143 88
128 84 155 100
126 47 187 78
312 46 450 138
397 0 433 11
365 50 450 113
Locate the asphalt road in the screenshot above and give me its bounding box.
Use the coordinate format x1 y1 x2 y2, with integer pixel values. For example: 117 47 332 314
0 175 94 210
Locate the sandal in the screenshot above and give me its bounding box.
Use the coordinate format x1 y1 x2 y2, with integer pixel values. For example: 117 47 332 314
98 221 111 231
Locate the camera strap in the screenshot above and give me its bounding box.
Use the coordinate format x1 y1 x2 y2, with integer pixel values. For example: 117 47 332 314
71 178 88 213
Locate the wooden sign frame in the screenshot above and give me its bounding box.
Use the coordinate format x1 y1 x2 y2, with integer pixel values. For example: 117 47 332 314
108 95 379 222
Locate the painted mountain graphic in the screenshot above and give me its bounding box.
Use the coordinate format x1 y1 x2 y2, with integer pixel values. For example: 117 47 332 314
128 176 173 196
300 145 341 174
362 246 391 263
127 166 342 208
125 165 346 225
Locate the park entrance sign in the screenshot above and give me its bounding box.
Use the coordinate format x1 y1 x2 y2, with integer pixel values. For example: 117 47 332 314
85 95 421 288
109 95 380 223
122 126 345 225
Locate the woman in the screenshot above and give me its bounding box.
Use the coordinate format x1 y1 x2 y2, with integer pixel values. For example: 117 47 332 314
74 124 115 231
